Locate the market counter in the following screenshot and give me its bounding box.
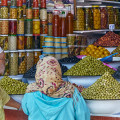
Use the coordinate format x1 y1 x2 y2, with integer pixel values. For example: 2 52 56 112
4 109 120 120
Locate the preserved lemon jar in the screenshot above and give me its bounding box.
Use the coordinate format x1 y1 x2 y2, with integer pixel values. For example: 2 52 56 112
74 6 84 31
100 6 108 29
9 51 18 75
33 19 40 34
1 6 8 19
114 7 120 29
84 6 93 30
92 5 101 30
18 50 26 74
107 6 115 25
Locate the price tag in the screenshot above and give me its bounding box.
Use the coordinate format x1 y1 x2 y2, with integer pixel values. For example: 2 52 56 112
109 24 115 31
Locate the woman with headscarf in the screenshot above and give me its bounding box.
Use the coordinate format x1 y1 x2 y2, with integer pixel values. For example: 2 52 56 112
22 56 90 120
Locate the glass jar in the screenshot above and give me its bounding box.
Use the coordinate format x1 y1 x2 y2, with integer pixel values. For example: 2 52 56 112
1 19 8 35
26 50 34 71
33 7 39 19
33 35 40 49
34 50 41 64
84 6 93 30
47 11 53 23
33 19 40 34
17 19 24 34
4 51 9 76
100 6 108 29
23 4 26 15
107 6 115 25
8 35 17 50
26 8 33 19
9 19 17 35
40 20 48 34
40 34 48 48
48 23 52 36
9 51 18 75
10 7 17 19
1 6 8 19
0 35 8 50
114 7 120 29
74 6 84 31
40 9 47 20
18 50 26 74
67 34 75 45
92 5 101 30
17 35 24 49
17 7 23 19
25 34 33 49
25 19 33 34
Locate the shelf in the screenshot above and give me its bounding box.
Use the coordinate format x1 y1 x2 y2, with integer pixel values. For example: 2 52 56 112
73 29 120 34
0 75 23 80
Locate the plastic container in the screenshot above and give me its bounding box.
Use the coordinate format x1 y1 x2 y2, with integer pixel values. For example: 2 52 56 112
34 50 42 64
55 53 61 60
25 19 33 34
9 19 17 35
33 35 40 49
17 7 23 19
40 9 47 20
40 20 48 34
61 42 67 47
40 34 47 48
61 37 67 42
44 41 54 46
44 36 54 41
55 47 61 53
25 34 33 49
61 46 68 53
54 42 61 47
10 7 17 19
67 34 75 45
17 19 24 34
33 7 39 19
54 37 61 42
33 19 40 34
74 6 84 31
9 51 18 75
43 46 55 53
43 52 55 57
61 52 68 58
26 8 32 19
8 35 17 50
1 6 8 19
18 50 26 74
0 35 8 50
26 50 34 71
17 34 24 50
0 19 8 35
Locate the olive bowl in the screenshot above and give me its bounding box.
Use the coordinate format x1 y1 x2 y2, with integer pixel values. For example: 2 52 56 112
85 99 120 115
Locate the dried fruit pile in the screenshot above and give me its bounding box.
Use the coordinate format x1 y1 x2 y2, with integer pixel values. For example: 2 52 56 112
94 32 120 47
81 72 120 99
80 44 110 58
64 56 115 76
111 46 120 57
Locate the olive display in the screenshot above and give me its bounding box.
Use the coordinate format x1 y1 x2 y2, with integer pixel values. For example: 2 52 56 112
0 76 28 95
111 46 120 57
58 56 81 63
64 56 115 76
81 72 120 99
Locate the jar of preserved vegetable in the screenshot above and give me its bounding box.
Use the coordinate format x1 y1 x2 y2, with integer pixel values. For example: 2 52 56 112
18 50 26 74
25 34 33 49
40 34 48 48
9 19 17 35
107 6 115 25
74 6 84 31
26 8 33 19
17 7 23 19
11 0 17 6
1 6 8 19
23 4 26 15
48 23 52 36
9 51 18 75
47 11 53 23
0 35 8 50
8 1 11 14
114 7 120 29
40 9 47 20
54 37 61 42
4 51 9 76
17 19 24 34
55 53 61 60
33 19 40 34
1 19 8 35
40 20 48 34
8 35 17 50
34 50 41 64
55 47 61 53
61 37 67 43
84 6 93 30
43 47 55 53
33 35 40 49
17 34 24 50
10 6 17 19
92 5 101 30
61 47 68 53
25 19 33 34
33 7 39 19
67 34 75 45
100 6 108 29
26 50 34 71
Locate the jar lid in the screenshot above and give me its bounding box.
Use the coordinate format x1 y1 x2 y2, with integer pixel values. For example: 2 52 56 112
26 50 33 52
66 34 75 36
44 36 53 38
48 23 52 25
61 52 68 54
54 37 61 38
61 37 67 38
92 5 99 7
1 6 8 7
26 7 32 9
33 19 40 21
55 52 62 54
17 34 24 36
40 8 47 10
40 34 48 36
0 35 8 37
54 46 61 48
34 49 42 52
9 19 17 21
33 34 40 36
23 3 26 5
8 35 17 36
25 19 33 21
10 6 17 8
42 46 55 48
18 19 24 21
25 34 33 36
43 52 54 54
44 41 54 43
32 7 39 9
18 50 26 52
107 6 113 8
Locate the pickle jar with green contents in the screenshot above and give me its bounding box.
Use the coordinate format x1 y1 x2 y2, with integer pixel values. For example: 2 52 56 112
92 5 101 30
114 7 120 29
100 6 108 29
107 6 115 25
73 6 84 31
4 51 9 76
25 34 33 49
84 6 93 30
67 34 75 46
25 19 33 34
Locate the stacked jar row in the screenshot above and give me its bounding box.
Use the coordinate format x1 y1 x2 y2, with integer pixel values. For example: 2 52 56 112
4 50 41 76
74 6 120 30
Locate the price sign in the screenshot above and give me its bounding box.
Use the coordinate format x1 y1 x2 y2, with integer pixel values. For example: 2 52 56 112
109 24 115 31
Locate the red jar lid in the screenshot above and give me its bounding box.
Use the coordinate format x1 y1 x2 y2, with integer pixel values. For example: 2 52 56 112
33 0 39 7
17 0 23 7
1 0 7 6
